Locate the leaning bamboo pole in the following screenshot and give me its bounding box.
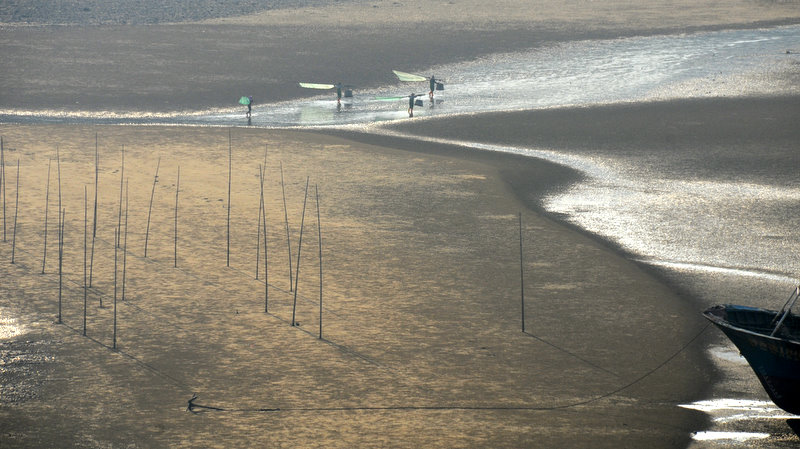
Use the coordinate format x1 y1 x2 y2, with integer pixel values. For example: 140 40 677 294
291 177 309 327
122 180 129 301
255 146 268 279
260 165 268 312
89 135 98 287
280 162 293 291
11 160 20 264
255 167 263 280
41 159 51 273
144 157 160 258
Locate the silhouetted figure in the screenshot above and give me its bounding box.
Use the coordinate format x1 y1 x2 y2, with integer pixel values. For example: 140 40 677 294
408 93 422 117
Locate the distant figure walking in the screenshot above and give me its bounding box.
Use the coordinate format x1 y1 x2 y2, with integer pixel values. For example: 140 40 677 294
336 84 342 105
408 93 422 117
247 96 253 117
429 76 437 99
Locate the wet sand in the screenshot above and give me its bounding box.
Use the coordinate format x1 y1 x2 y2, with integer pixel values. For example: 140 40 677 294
2 0 800 447
0 123 710 448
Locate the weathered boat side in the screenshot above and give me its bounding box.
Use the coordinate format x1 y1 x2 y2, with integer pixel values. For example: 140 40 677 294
704 304 800 415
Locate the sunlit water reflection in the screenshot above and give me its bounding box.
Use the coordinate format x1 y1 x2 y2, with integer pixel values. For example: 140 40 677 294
1 26 797 126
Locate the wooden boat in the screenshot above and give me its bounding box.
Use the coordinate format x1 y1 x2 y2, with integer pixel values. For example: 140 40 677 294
703 288 800 415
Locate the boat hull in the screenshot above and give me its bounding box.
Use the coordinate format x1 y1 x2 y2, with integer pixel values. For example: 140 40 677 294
703 304 800 415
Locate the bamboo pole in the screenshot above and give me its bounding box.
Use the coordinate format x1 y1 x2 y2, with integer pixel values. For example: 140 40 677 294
42 159 52 273
1 136 6 242
227 129 232 267
58 209 65 324
255 145 269 280
291 177 309 327
280 162 293 291
89 135 98 287
144 157 160 258
57 147 61 242
122 180 129 301
174 166 180 268
116 145 124 248
256 165 263 280
113 226 118 349
316 185 322 340
260 165 268 313
11 160 20 264
114 223 118 311
83 185 87 336
519 212 525 333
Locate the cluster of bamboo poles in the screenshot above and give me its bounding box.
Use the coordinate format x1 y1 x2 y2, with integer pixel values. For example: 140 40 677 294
0 130 326 352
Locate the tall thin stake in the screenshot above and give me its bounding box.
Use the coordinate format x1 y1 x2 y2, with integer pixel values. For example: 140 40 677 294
144 157 160 258
122 180 129 301
114 224 118 310
83 186 87 336
11 160 20 264
42 159 52 273
260 165 268 312
519 212 525 333
89 135 98 287
57 209 65 324
116 145 124 248
56 147 61 248
291 177 309 327
1 136 6 242
316 185 323 340
113 230 118 350
227 129 232 267
280 162 293 291
174 166 180 268
256 165 263 280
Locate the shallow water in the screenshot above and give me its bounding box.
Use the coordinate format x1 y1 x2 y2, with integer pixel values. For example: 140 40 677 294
2 25 797 126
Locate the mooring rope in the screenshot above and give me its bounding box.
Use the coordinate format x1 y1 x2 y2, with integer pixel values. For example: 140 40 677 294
186 322 712 414
523 331 620 378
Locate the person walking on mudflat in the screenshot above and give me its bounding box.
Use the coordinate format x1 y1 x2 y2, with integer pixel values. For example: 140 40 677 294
239 96 253 117
408 93 422 117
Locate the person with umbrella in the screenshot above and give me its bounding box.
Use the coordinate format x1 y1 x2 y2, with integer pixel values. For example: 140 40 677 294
239 96 253 117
